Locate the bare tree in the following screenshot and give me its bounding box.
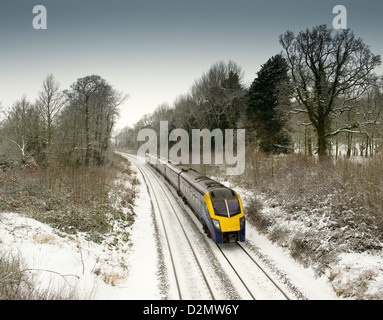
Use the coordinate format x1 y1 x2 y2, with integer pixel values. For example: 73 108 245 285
191 61 245 129
280 25 381 158
64 75 128 165
36 74 64 164
172 94 196 133
0 96 42 163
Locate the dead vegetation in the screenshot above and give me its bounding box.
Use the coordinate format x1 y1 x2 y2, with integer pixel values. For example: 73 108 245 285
0 152 138 299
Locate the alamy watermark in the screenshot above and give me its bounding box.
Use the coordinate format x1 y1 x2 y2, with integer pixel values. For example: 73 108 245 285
31 4 347 31
137 121 246 175
333 5 347 30
32 5 47 30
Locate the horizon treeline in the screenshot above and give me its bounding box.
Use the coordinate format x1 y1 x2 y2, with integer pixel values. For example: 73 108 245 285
116 25 383 160
0 74 127 168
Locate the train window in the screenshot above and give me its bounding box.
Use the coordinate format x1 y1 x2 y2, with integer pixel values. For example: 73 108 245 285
212 200 228 217
227 198 241 216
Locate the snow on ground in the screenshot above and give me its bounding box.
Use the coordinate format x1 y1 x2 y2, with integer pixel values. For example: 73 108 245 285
245 223 337 299
0 212 102 298
2 159 380 299
0 166 162 299
330 252 383 299
217 176 383 300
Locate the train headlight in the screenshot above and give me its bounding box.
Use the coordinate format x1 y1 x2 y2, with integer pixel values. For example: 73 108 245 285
240 217 245 229
212 219 221 230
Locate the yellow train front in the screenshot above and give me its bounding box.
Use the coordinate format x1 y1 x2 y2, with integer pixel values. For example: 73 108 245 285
203 187 246 243
175 164 246 244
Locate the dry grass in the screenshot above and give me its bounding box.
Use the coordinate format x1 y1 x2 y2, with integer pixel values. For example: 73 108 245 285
239 149 383 237
0 253 79 300
0 153 138 299
0 153 138 243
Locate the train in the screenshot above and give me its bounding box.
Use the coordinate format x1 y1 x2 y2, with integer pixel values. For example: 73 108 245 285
146 153 245 244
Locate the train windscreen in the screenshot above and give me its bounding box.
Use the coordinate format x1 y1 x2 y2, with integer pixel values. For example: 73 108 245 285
212 200 227 217
227 198 241 216
212 197 241 217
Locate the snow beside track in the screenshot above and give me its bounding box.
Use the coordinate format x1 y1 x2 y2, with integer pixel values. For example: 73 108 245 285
0 154 339 300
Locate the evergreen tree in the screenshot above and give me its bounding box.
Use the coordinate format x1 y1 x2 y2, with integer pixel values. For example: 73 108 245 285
246 54 292 153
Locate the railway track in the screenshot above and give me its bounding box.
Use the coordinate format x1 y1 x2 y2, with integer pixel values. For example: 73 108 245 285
120 153 294 300
217 242 291 300
125 153 217 300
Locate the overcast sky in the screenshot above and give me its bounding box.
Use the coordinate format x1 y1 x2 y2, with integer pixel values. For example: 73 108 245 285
1 0 383 130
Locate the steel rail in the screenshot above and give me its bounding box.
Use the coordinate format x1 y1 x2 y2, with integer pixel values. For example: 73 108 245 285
126 154 216 300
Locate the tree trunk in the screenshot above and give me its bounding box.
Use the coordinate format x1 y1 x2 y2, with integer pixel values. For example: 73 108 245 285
346 132 352 158
85 99 90 166
316 120 327 160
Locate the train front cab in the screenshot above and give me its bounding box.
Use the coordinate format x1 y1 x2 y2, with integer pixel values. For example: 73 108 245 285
204 190 245 244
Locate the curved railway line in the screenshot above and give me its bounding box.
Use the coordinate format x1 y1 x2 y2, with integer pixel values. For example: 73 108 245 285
127 154 216 299
121 153 294 300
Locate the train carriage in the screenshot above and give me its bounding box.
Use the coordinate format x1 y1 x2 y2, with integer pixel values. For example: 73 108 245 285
165 161 184 192
146 153 245 244
157 156 167 177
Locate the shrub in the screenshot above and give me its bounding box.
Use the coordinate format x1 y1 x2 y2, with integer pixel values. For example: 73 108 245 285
0 153 138 243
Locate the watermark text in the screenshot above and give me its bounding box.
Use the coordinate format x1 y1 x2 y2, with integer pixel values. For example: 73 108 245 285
333 5 347 30
32 5 47 30
137 121 245 175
